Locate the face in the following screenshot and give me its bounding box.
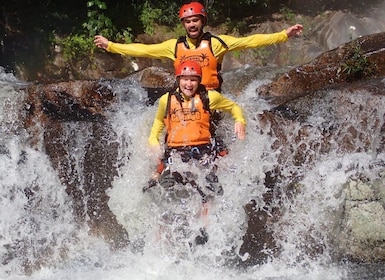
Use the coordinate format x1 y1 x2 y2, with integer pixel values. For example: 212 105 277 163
181 15 204 39
178 75 200 97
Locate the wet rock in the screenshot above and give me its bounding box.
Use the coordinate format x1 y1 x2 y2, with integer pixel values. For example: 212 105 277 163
127 66 175 105
22 66 177 249
21 31 385 263
257 32 385 105
238 200 279 266
245 74 385 263
337 177 385 262
24 80 130 249
127 66 175 88
26 80 115 121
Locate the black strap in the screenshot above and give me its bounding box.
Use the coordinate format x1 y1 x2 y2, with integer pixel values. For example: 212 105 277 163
202 32 229 50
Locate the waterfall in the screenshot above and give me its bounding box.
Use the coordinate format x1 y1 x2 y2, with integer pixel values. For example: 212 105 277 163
0 67 384 279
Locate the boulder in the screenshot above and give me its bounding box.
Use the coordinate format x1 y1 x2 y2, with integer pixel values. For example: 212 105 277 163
25 80 129 249
337 176 385 262
257 32 385 105
252 77 385 262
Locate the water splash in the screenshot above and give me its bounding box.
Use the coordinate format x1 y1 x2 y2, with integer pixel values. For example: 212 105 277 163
0 67 384 279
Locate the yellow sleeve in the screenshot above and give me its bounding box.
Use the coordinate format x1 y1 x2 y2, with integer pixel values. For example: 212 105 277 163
208 91 246 125
148 93 169 146
106 39 177 60
211 30 288 62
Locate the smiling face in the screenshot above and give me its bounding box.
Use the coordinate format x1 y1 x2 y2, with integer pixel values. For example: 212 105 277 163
181 15 205 39
178 75 200 97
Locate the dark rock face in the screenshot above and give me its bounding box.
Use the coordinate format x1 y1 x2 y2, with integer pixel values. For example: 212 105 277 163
21 68 175 251
25 80 129 249
227 32 385 264
259 77 385 161
25 80 115 121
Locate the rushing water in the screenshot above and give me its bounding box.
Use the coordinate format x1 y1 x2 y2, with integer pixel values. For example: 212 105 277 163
1 66 385 280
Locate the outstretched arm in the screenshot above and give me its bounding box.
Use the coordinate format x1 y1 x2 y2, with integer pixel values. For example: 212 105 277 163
94 35 176 59
286 24 303 38
94 35 109 49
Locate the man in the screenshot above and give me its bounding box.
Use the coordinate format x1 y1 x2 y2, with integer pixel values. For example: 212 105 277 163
94 1 303 90
145 60 245 203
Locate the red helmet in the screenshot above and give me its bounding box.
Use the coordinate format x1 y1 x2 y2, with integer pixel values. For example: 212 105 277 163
175 61 202 78
178 2 207 21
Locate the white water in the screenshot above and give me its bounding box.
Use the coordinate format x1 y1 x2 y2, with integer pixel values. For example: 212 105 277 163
1 67 384 280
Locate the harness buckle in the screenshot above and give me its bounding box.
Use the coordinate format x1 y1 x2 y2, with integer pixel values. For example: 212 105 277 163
168 156 173 165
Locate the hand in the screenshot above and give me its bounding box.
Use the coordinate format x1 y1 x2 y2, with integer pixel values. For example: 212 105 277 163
286 24 303 38
149 144 162 158
94 35 109 49
234 122 245 140
149 144 164 174
143 178 158 193
143 168 161 193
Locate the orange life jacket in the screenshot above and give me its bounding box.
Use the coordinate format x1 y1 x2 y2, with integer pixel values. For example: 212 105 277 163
174 32 228 90
164 89 211 148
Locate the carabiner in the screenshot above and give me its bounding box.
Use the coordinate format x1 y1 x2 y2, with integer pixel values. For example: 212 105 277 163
190 147 200 156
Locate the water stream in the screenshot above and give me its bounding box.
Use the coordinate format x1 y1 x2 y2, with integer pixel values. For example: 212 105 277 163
1 67 385 279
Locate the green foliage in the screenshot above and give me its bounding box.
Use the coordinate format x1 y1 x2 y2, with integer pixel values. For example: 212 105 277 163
3 0 307 75
279 6 296 23
341 44 375 81
140 1 162 35
58 34 93 61
171 24 187 38
206 0 276 24
225 17 249 34
238 0 271 6
251 46 272 61
148 1 180 26
115 28 133 44
232 50 242 59
55 0 133 62
83 0 115 38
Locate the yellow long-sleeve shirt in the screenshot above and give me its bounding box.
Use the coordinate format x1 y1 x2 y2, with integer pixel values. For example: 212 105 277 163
148 90 246 147
106 30 288 64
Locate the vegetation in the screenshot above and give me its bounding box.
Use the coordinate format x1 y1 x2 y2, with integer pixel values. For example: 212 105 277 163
1 0 289 75
279 7 296 23
54 0 134 61
0 0 296 74
341 43 376 82
3 0 379 79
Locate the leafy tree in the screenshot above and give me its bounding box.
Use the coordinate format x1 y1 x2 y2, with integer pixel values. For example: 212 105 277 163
55 0 133 61
1 0 293 76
